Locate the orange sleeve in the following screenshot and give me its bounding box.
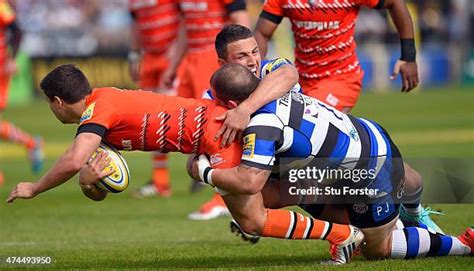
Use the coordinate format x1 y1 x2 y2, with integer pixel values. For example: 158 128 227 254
262 0 284 17
355 0 383 8
0 0 15 26
77 99 118 137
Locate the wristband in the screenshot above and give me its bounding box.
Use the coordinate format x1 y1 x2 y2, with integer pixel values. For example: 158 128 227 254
400 39 416 62
202 167 214 186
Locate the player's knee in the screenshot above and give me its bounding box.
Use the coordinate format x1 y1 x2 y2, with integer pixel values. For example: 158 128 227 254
403 163 423 190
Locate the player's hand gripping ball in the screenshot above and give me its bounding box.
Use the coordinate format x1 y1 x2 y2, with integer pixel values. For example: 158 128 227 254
91 142 130 193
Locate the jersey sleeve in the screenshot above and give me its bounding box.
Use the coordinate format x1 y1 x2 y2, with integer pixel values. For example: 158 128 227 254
260 0 284 24
0 0 15 27
240 113 283 170
76 100 118 138
355 0 384 9
224 0 246 13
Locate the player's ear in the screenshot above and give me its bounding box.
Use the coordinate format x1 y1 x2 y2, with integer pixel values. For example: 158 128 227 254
217 58 226 66
227 100 238 109
53 96 63 106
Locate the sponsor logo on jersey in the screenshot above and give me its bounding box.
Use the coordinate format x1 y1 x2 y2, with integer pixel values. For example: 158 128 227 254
180 1 208 11
242 133 256 158
210 153 225 167
352 203 368 214
79 102 96 124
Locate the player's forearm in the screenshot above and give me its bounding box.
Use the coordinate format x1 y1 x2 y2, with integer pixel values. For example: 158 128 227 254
211 168 256 194
254 28 270 58
130 21 142 52
167 19 188 71
385 0 415 39
211 166 269 195
238 65 298 115
34 152 85 195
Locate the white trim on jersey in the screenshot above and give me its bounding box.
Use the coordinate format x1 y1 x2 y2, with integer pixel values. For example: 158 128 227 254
247 114 283 130
242 153 275 167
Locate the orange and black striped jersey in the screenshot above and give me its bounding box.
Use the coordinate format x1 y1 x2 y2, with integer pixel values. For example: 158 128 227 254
179 0 246 52
77 87 242 168
129 0 180 54
261 0 382 79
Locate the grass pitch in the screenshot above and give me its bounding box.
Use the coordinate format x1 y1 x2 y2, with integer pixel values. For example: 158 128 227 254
0 89 473 270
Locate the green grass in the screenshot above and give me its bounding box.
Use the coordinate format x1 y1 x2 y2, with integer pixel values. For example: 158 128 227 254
0 89 473 269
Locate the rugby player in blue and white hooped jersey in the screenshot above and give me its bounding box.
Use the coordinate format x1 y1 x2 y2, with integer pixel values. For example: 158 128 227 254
188 24 301 220
197 64 473 261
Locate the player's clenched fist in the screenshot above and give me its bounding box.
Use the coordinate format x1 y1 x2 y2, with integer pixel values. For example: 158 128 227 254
6 182 38 203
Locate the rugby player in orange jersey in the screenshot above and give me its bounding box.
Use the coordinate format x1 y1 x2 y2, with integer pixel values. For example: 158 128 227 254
0 0 43 184
161 0 251 99
128 0 184 198
6 64 366 265
254 0 419 112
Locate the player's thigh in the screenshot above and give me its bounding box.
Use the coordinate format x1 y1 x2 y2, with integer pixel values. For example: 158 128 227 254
222 193 267 234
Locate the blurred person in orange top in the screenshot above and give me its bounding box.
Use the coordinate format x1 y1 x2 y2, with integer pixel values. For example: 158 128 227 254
128 0 185 198
254 0 419 113
0 0 43 186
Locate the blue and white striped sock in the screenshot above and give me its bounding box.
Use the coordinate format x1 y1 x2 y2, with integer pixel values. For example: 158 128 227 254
391 227 470 258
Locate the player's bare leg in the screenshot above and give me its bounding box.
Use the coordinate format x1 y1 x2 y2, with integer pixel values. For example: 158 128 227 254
400 163 444 234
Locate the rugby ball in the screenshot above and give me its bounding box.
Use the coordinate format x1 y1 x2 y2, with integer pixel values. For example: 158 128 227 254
91 142 130 193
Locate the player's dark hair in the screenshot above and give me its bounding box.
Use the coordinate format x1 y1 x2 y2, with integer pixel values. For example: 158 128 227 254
215 24 253 59
40 64 92 104
211 63 259 103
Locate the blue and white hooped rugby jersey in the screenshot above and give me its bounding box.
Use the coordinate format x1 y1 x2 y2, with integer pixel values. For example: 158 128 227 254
241 91 400 192
202 58 302 100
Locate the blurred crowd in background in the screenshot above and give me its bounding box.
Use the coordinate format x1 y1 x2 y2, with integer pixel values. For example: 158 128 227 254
11 0 472 56
5 0 474 93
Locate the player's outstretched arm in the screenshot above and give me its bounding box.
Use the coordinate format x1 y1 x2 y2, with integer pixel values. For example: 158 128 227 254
6 133 102 203
160 15 187 90
78 150 113 201
197 155 270 195
384 0 419 92
214 63 298 147
254 16 278 59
